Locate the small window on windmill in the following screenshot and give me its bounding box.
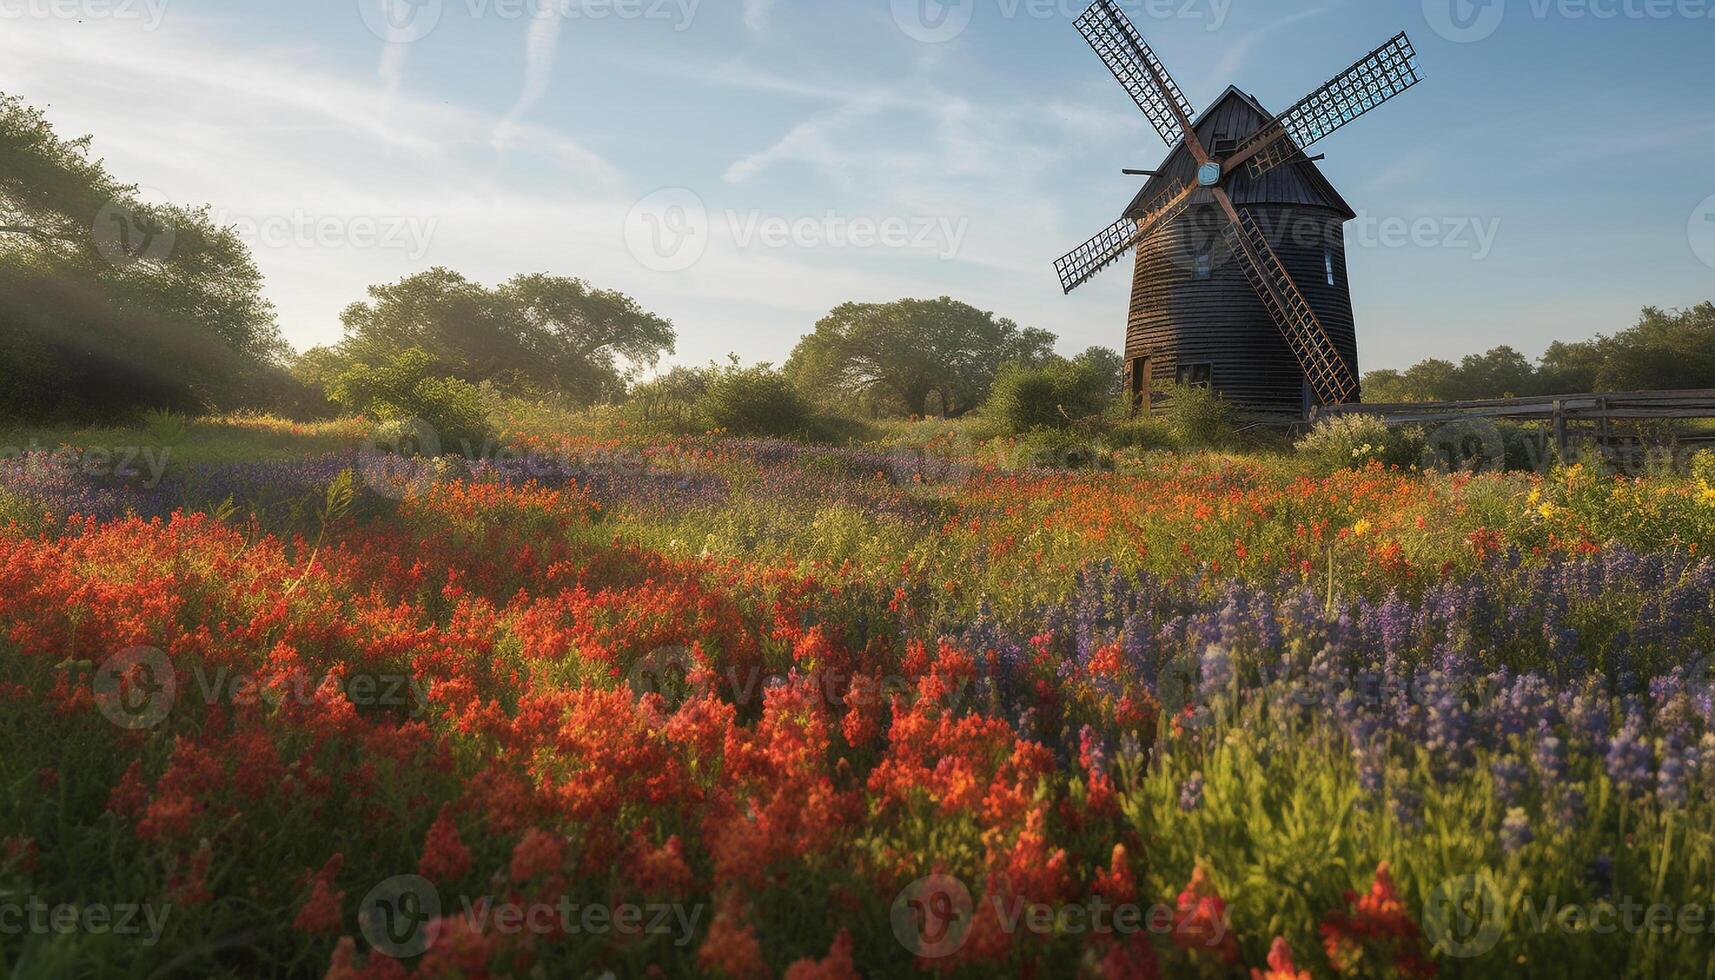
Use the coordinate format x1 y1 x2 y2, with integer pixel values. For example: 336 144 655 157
1324 249 1336 286
1176 363 1213 389
1193 248 1212 280
1213 134 1240 156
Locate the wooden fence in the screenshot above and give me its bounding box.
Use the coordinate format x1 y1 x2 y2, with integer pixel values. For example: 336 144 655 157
1315 389 1715 459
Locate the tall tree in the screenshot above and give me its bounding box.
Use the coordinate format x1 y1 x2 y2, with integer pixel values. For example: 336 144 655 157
325 269 675 404
0 92 289 419
786 297 1055 418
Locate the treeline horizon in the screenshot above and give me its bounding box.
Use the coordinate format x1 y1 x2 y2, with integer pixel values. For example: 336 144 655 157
4 88 1713 428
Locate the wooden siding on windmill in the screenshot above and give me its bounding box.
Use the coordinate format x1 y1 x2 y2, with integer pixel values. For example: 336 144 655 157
1118 87 1363 415
1126 205 1359 415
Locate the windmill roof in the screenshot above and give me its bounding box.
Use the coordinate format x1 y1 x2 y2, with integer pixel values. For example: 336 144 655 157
1123 85 1357 221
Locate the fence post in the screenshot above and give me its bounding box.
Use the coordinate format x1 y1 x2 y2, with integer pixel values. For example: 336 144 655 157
1552 400 1568 463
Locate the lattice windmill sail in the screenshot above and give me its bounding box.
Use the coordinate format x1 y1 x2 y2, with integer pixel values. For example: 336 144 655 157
1056 0 1423 414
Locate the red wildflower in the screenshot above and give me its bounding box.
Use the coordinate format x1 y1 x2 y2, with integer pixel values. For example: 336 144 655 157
697 895 769 980
166 841 214 906
293 855 346 936
783 929 859 980
1097 931 1161 980
326 936 411 980
1092 844 1136 906
509 827 566 883
1172 866 1238 964
1319 862 1437 978
418 805 472 884
1252 937 1311 980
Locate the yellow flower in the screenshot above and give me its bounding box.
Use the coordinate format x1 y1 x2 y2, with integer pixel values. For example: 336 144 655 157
1352 519 1374 537
1527 487 1543 507
1538 502 1559 520
1701 485 1715 506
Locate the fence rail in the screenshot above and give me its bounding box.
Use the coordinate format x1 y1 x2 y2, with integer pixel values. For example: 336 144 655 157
1315 389 1715 459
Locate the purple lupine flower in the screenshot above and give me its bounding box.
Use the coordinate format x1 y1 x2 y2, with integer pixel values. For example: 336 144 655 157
1389 784 1423 832
1551 787 1587 829
1657 740 1693 808
1491 757 1529 807
1604 714 1654 798
1532 729 1568 788
1179 772 1204 812
1199 645 1234 703
1500 808 1534 854
1587 854 1614 897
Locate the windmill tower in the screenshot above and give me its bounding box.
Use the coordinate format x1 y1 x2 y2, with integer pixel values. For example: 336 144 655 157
1055 0 1423 418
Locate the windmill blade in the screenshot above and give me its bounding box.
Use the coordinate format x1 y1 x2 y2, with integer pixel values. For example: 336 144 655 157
1074 0 1200 151
1224 32 1421 181
1218 201 1358 404
1055 180 1194 294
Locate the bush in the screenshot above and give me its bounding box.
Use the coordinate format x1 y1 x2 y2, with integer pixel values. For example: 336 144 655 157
1158 385 1236 450
1296 415 1427 473
1005 428 1115 471
983 359 1112 435
1691 449 1715 486
1103 408 1178 452
696 365 813 438
326 348 492 454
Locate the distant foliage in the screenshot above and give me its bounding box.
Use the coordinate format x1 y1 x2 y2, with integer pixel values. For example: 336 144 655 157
1296 415 1426 473
696 363 813 438
1693 450 1715 487
1158 385 1236 450
785 297 1056 418
300 268 676 409
326 348 491 453
983 353 1116 434
1362 303 1715 402
0 93 292 421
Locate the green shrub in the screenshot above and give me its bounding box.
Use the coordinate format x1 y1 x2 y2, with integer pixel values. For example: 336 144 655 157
1158 385 1235 450
1103 409 1178 452
983 359 1112 434
1296 415 1427 473
326 348 492 454
1006 428 1115 471
696 364 812 438
1691 449 1715 486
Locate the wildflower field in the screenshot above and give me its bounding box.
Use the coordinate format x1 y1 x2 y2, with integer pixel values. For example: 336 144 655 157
4 417 1715 979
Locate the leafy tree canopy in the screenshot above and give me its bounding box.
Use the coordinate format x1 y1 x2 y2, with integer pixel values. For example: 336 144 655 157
785 297 1056 418
318 269 675 406
0 92 289 420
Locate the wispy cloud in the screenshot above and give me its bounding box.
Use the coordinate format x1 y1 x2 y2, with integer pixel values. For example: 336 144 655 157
742 0 782 32
495 4 568 146
1213 2 1344 80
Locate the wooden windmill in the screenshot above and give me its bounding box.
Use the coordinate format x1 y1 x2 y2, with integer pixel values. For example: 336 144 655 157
1055 0 1422 417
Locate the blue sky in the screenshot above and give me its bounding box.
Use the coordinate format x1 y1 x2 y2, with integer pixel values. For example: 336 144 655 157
2 0 1712 372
